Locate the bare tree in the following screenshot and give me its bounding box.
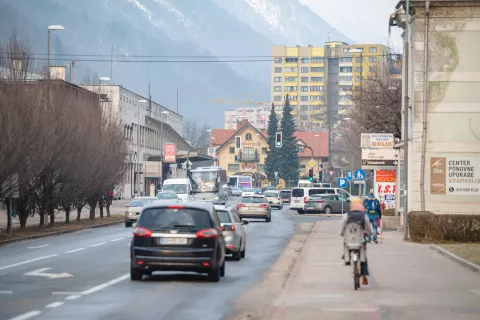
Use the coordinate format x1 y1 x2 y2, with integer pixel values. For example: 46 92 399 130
183 119 211 150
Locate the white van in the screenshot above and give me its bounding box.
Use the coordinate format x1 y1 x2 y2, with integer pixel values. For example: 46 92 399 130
162 178 192 201
290 187 352 213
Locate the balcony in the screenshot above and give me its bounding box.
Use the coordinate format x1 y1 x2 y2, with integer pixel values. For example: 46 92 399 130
238 150 260 163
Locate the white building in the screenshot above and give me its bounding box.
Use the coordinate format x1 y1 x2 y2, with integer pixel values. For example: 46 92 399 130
80 84 189 199
224 106 270 130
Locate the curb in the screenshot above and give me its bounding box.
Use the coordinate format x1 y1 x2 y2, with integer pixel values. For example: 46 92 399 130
430 244 480 273
0 220 124 245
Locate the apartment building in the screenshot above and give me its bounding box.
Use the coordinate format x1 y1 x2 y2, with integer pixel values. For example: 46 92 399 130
224 106 270 130
271 43 391 130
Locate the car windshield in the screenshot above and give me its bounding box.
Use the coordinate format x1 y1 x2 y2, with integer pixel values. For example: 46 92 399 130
243 188 254 192
264 192 278 197
138 208 212 230
216 210 232 223
129 199 155 207
162 184 188 194
241 197 267 203
292 188 304 197
156 192 178 199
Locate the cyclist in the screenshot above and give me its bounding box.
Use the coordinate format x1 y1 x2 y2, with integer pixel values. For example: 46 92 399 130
363 191 381 243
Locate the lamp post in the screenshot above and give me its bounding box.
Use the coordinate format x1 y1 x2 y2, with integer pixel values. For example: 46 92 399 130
47 25 65 78
160 110 169 182
137 99 148 197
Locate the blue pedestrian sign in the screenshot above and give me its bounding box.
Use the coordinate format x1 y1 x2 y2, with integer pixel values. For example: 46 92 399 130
355 169 366 181
346 170 352 181
337 178 348 188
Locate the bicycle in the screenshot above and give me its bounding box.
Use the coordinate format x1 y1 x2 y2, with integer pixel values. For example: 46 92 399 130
344 223 365 291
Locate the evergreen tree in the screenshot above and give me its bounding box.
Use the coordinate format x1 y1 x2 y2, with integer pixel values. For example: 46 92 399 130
278 95 300 185
264 103 280 183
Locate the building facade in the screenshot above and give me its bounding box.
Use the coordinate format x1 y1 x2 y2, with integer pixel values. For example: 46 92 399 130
270 43 391 130
224 106 270 130
390 0 480 215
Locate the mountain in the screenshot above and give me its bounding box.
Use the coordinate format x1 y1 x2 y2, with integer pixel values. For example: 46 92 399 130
0 0 352 127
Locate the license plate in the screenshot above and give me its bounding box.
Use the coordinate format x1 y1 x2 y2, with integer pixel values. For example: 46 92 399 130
294 200 300 203
159 238 187 245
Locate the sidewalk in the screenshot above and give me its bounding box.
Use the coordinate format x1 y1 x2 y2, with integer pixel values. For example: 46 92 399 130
235 219 480 320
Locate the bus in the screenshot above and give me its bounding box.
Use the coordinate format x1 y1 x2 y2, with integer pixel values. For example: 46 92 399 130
228 175 253 189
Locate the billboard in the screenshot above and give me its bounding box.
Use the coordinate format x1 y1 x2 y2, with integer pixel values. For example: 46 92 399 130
361 133 394 149
430 157 480 195
163 144 176 163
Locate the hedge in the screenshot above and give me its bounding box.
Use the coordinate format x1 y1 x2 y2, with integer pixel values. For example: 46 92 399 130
408 212 480 243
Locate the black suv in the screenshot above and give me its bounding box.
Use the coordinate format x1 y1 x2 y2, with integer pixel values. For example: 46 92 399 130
130 201 226 282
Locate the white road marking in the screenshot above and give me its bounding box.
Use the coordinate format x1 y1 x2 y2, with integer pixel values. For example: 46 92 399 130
81 274 129 295
90 242 106 247
65 295 82 300
27 244 50 249
52 292 82 295
0 254 59 271
64 248 85 254
0 290 13 294
24 268 73 279
323 307 379 312
110 238 124 242
7 310 42 320
45 301 64 308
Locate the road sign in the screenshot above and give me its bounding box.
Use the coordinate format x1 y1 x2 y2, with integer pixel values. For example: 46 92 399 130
362 149 399 161
24 268 73 279
362 159 399 169
308 159 317 168
337 178 347 188
346 170 352 181
354 169 366 181
361 133 394 149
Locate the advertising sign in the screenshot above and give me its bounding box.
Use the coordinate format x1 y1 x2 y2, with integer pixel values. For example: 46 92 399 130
430 157 480 195
376 170 396 183
361 133 394 149
362 159 398 169
375 182 396 209
163 143 177 163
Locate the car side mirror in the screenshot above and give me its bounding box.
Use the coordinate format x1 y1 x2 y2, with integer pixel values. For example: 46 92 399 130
241 219 249 225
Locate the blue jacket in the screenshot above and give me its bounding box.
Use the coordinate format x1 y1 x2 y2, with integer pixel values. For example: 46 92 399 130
363 196 381 219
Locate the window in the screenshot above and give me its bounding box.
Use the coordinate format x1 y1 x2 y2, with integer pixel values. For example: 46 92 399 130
274 86 282 92
285 57 298 63
339 67 352 73
356 57 362 63
310 67 324 72
311 77 324 82
228 164 240 171
284 77 297 82
301 67 309 73
301 77 309 82
339 57 352 62
310 96 322 101
301 86 308 92
274 77 282 82
243 147 255 160
216 210 232 224
311 57 323 63
369 56 377 63
355 76 361 82
245 133 252 141
369 66 376 72
310 86 323 91
311 105 323 110
261 147 267 154
284 67 298 72
356 67 363 73
257 164 265 172
290 95 297 101
301 58 309 63
274 95 282 101
339 85 352 91
274 67 282 73
300 96 308 101
229 147 235 154
284 86 297 92
300 105 309 111
343 48 349 53
369 47 377 53
339 76 352 82
300 115 309 121
274 57 282 63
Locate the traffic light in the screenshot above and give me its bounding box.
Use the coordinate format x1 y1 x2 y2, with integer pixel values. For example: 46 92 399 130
235 136 241 149
308 168 313 181
275 132 282 148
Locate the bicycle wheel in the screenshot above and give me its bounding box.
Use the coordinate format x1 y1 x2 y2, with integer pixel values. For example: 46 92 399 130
353 260 360 290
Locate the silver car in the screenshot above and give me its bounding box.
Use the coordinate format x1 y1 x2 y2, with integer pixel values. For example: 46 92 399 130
304 194 350 214
214 205 248 260
124 197 158 227
263 191 284 209
236 195 272 222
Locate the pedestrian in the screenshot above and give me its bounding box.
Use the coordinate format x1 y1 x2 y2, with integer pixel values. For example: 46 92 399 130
363 190 382 243
340 197 374 285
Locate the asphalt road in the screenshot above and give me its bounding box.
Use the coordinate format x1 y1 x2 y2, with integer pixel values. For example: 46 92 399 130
0 198 339 320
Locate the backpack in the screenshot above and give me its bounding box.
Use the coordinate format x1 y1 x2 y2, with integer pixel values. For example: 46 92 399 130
365 198 378 215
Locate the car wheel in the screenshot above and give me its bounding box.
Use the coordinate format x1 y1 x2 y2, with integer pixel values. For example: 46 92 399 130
208 266 221 282
125 221 132 228
324 206 332 215
265 216 271 222
297 210 305 215
130 266 143 281
232 250 241 261
240 246 246 258
220 261 225 277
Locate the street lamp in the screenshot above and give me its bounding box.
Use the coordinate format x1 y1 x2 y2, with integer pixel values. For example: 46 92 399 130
160 111 169 173
47 25 65 78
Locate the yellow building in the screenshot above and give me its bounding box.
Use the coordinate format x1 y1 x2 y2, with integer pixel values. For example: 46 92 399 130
271 42 390 130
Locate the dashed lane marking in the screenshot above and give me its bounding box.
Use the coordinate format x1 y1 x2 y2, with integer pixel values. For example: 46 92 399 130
7 310 42 320
64 248 85 254
0 255 59 271
45 302 64 308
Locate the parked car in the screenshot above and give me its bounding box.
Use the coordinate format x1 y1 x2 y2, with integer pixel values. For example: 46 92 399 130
124 197 158 227
236 195 272 222
113 188 122 200
263 190 283 209
214 205 248 260
279 190 291 203
156 191 179 200
230 187 242 197
303 194 350 214
241 188 256 197
130 201 226 282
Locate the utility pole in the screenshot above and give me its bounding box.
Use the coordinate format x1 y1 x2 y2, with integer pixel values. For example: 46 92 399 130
110 44 113 81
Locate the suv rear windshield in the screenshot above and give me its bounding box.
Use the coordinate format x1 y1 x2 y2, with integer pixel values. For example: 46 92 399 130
241 197 267 203
138 208 212 231
264 192 278 197
309 188 335 196
291 188 304 197
216 210 232 223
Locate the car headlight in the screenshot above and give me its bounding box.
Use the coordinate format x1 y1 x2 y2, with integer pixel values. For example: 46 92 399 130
128 212 135 216
215 196 219 200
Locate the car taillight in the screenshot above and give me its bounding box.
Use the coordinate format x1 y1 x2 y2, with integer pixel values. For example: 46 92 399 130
277 197 280 200
221 225 225 231
132 227 152 237
304 197 307 203
237 204 246 208
315 200 324 203
260 204 269 208
196 228 218 239
231 224 236 231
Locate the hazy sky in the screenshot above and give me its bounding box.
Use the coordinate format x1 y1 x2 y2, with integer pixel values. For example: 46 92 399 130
300 0 403 50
